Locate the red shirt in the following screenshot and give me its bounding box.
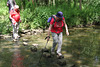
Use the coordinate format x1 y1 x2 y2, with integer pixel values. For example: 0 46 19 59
50 17 65 33
10 9 20 22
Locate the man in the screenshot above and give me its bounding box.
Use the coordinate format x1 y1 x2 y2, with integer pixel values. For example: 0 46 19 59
9 5 21 41
7 0 16 13
46 11 69 57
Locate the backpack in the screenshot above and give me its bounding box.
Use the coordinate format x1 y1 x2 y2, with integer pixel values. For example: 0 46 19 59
47 15 64 24
47 15 55 23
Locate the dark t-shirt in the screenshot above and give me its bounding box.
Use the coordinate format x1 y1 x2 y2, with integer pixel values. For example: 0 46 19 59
7 0 16 12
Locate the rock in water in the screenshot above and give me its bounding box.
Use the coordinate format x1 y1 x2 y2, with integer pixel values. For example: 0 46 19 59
57 59 66 66
23 39 28 42
43 52 51 58
32 44 38 47
57 55 64 59
30 46 37 52
45 53 51 58
41 48 49 53
43 52 47 57
23 42 28 46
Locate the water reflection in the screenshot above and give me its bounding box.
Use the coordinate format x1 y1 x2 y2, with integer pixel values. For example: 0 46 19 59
0 25 100 67
11 41 24 67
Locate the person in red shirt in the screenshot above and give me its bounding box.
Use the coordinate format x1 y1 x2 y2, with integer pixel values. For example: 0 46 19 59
46 11 69 57
9 5 21 41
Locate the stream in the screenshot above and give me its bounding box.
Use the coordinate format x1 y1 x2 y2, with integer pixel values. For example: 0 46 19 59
0 25 100 67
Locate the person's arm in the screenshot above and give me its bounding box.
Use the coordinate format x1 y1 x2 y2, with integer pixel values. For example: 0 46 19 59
63 20 69 36
9 13 16 24
48 24 52 36
46 24 53 41
9 14 13 20
7 0 9 6
13 0 16 5
46 18 54 41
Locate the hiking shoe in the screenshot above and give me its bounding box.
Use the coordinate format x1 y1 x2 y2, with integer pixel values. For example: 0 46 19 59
57 53 62 56
17 35 20 38
57 53 64 59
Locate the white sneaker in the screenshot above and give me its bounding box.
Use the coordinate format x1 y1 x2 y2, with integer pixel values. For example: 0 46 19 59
57 53 62 56
17 35 20 38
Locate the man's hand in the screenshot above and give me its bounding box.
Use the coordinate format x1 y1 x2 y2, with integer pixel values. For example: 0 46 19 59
12 19 16 25
45 36 50 41
66 32 69 36
7 4 9 7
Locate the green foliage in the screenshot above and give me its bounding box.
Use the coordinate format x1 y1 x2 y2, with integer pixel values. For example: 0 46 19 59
0 0 100 34
0 0 12 34
16 0 35 11
83 0 100 23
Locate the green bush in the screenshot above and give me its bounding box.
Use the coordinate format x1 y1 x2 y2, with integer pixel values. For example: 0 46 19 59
0 0 100 34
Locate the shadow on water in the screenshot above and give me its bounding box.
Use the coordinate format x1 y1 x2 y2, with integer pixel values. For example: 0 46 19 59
11 41 24 67
62 25 100 67
0 25 100 67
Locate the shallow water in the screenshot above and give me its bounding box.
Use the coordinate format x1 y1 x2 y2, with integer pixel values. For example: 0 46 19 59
0 25 100 67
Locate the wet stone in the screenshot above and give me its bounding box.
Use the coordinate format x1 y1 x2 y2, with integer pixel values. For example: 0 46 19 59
51 52 56 57
57 55 64 59
57 59 66 66
23 42 28 46
30 46 37 52
26 32 32 35
22 30 31 34
21 34 26 37
23 39 28 42
41 48 49 53
43 52 51 58
32 44 38 47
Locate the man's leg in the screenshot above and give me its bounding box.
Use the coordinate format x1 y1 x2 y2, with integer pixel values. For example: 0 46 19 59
51 32 58 52
57 32 63 56
12 23 15 39
16 22 20 38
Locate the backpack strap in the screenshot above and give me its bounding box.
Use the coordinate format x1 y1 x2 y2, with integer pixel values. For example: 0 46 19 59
51 15 56 25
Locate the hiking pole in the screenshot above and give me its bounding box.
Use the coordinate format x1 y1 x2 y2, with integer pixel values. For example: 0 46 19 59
38 40 49 64
44 40 48 49
38 36 50 65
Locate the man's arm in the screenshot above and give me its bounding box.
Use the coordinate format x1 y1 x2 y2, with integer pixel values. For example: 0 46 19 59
46 24 53 41
13 0 16 5
63 20 69 36
7 0 10 6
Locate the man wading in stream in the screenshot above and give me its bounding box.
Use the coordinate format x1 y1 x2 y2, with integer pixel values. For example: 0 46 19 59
46 11 69 57
9 5 21 41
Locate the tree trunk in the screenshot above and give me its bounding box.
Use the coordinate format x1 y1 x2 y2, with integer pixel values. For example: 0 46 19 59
79 0 82 10
73 0 76 7
49 0 51 5
32 0 34 5
53 0 55 6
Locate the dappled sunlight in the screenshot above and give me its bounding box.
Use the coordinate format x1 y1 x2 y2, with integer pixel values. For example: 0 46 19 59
76 60 82 64
63 54 73 59
0 25 100 67
2 46 13 49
